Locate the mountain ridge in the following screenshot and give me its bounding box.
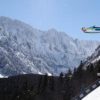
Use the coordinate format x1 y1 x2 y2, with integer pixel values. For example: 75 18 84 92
0 16 99 76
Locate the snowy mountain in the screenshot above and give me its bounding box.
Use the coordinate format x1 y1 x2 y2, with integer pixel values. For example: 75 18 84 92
0 16 99 76
84 45 100 67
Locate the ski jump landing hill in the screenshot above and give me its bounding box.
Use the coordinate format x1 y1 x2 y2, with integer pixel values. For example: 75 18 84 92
72 79 100 100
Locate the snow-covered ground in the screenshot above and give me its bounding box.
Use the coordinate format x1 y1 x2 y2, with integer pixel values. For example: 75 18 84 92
0 74 8 78
82 86 100 100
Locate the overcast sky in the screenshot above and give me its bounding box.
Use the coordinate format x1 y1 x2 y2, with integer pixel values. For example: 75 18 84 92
0 0 100 40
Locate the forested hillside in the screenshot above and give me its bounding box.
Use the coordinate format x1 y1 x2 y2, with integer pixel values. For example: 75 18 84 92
0 60 100 100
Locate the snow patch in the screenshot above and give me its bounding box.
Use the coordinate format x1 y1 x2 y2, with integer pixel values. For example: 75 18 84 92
0 74 8 78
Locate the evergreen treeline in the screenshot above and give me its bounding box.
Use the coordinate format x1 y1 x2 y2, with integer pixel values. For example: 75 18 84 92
0 60 100 100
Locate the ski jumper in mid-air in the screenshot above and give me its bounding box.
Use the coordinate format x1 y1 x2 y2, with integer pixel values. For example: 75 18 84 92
82 26 100 33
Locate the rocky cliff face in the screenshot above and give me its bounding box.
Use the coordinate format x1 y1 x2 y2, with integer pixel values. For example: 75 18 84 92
0 16 99 76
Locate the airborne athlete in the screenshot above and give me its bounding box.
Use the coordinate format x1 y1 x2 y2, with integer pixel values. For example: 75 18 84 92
82 26 100 33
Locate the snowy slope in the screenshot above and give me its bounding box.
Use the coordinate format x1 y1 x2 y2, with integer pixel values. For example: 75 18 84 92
0 16 99 76
82 86 100 100
84 45 100 67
